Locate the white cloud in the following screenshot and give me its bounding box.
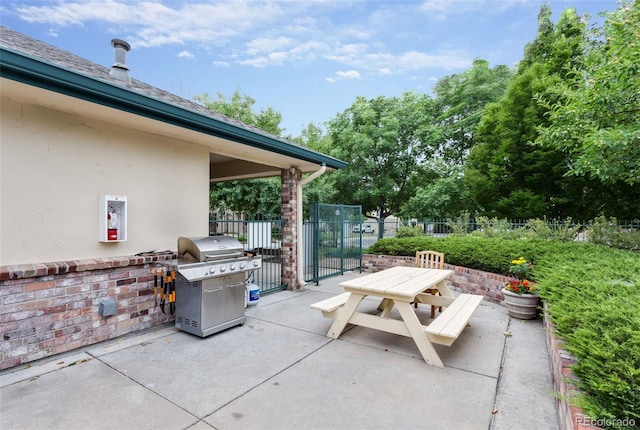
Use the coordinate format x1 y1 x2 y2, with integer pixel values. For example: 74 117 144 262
419 0 455 13
237 57 269 68
15 0 286 48
327 70 361 82
326 69 361 84
12 1 473 74
335 70 361 79
16 0 132 26
418 0 524 19
395 50 471 71
246 37 295 55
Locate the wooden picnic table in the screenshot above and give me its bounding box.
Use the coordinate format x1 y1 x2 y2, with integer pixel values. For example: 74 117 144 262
310 266 483 368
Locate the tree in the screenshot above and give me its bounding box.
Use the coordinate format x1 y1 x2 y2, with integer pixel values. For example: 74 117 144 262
465 7 599 219
325 92 438 233
194 89 283 136
537 0 640 185
401 162 474 219
432 58 513 165
399 58 513 220
195 89 284 216
292 122 342 212
209 179 281 218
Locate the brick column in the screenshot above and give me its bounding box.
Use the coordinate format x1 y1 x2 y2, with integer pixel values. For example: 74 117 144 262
281 168 300 289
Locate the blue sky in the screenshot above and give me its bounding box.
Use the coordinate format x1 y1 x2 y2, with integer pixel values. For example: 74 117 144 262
1 0 618 137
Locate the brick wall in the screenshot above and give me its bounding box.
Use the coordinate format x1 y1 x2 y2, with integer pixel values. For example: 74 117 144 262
1 254 175 370
543 303 603 430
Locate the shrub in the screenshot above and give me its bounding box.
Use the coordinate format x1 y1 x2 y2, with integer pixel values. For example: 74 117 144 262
471 216 523 239
535 245 640 428
524 217 581 242
447 210 474 235
588 216 640 251
396 224 425 238
367 235 557 276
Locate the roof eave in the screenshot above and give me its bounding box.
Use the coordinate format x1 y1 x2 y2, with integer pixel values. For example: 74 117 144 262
0 47 347 170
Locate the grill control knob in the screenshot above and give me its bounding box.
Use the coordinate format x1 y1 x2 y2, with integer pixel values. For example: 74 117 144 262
239 263 245 269
253 260 260 267
219 266 226 272
209 267 216 275
230 264 236 271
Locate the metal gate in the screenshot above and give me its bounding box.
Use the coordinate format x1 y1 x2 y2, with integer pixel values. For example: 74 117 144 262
209 213 286 295
304 203 363 284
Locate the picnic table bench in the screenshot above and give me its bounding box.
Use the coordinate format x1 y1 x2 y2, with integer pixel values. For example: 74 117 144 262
309 266 484 368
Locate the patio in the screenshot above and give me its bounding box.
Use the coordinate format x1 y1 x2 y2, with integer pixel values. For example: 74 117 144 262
0 270 558 430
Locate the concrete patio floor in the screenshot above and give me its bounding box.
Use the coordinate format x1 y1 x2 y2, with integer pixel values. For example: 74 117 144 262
0 270 558 430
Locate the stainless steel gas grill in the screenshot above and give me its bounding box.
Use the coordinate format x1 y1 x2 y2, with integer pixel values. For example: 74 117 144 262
163 235 261 337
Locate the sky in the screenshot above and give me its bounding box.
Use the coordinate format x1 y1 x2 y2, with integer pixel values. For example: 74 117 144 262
0 0 619 137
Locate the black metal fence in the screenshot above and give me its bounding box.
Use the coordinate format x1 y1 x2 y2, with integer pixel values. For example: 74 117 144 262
369 217 639 242
209 213 285 295
209 212 639 295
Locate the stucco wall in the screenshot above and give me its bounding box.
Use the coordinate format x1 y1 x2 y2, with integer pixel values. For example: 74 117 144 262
0 97 210 265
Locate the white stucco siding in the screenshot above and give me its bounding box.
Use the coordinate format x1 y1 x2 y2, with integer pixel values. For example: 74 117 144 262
0 97 209 265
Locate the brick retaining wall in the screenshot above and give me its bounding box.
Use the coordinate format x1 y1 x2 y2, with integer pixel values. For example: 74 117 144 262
1 254 175 370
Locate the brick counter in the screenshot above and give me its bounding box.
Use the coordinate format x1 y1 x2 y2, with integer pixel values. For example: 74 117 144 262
1 254 175 370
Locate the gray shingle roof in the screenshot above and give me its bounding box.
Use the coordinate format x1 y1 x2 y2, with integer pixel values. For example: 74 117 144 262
0 26 334 161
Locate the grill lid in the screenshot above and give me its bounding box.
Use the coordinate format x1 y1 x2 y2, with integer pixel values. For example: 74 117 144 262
178 235 243 262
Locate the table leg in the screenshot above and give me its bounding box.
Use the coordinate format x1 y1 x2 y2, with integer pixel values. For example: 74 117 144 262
395 301 444 368
436 280 455 298
326 293 365 339
377 298 390 311
377 298 394 318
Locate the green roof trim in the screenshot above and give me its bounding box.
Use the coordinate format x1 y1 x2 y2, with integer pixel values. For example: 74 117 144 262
0 46 346 169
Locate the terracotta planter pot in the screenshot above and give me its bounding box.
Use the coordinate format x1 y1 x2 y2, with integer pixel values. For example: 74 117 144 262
502 288 540 319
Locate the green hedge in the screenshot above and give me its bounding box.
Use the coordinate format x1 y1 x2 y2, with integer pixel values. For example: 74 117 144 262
367 235 561 276
367 236 640 429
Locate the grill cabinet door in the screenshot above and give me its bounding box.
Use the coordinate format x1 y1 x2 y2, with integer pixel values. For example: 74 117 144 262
201 272 245 329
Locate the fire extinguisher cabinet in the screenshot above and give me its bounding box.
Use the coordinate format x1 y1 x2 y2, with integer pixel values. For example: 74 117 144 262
99 195 127 242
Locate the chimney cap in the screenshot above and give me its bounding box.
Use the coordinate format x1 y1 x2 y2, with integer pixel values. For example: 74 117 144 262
111 38 131 51
110 38 131 83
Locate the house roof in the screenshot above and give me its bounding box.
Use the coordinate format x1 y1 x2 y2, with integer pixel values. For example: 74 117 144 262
0 26 346 181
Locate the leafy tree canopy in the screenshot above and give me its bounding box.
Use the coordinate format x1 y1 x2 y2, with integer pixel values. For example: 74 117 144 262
433 58 514 165
400 162 474 219
194 89 283 136
325 92 438 223
465 7 595 219
537 0 640 185
209 179 281 219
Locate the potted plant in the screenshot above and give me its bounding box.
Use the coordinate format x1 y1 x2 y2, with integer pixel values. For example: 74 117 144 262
501 257 540 319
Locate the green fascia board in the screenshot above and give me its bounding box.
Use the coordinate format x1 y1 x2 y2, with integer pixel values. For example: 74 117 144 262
0 47 347 169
